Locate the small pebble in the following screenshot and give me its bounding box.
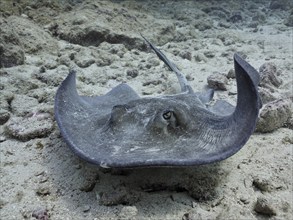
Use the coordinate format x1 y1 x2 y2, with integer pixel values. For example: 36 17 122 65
0 135 6 142
240 196 250 204
34 171 45 176
126 69 139 78
254 196 277 216
72 15 88 25
203 51 215 58
252 174 274 192
0 198 7 209
186 74 194 81
79 172 98 192
228 11 242 23
82 205 91 213
227 69 235 79
36 186 50 196
183 207 215 220
32 207 49 220
39 66 46 73
0 109 10 125
207 72 228 90
282 135 293 144
39 176 49 183
35 141 44 149
179 51 192 60
194 53 207 63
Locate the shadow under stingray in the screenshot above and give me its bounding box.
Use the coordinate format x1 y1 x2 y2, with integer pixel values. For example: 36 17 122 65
45 131 228 211
96 164 227 206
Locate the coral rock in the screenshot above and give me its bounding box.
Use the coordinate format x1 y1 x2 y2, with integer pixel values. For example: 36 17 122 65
259 62 282 88
207 72 228 90
256 99 292 133
5 114 54 141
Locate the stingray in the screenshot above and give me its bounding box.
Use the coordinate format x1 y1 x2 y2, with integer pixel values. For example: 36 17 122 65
55 37 261 168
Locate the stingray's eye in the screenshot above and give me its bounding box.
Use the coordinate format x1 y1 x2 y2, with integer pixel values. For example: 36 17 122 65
163 111 172 120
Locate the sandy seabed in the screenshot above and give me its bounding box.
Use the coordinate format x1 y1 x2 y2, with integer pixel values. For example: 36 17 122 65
0 0 292 219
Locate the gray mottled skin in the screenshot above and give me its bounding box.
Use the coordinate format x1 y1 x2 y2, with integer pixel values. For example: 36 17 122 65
54 38 261 168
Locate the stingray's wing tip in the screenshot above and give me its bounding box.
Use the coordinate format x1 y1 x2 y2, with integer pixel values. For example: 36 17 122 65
233 53 247 70
55 70 78 119
233 53 241 60
233 53 262 109
69 69 77 75
65 69 77 83
56 70 77 90
233 53 260 86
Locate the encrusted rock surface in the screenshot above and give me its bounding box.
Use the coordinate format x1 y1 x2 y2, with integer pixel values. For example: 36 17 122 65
254 196 277 216
5 114 54 141
256 98 292 133
207 72 228 90
0 18 25 68
259 62 282 88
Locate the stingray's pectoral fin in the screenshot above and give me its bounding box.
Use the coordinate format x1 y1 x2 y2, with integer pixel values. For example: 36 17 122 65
54 70 82 109
208 100 235 116
106 84 140 100
234 54 263 110
233 54 261 119
196 89 214 105
199 54 261 164
55 70 143 166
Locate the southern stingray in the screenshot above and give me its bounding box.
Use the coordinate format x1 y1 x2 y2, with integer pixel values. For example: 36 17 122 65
55 37 261 168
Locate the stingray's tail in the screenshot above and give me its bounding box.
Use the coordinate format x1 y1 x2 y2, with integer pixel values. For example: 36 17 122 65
141 35 193 94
